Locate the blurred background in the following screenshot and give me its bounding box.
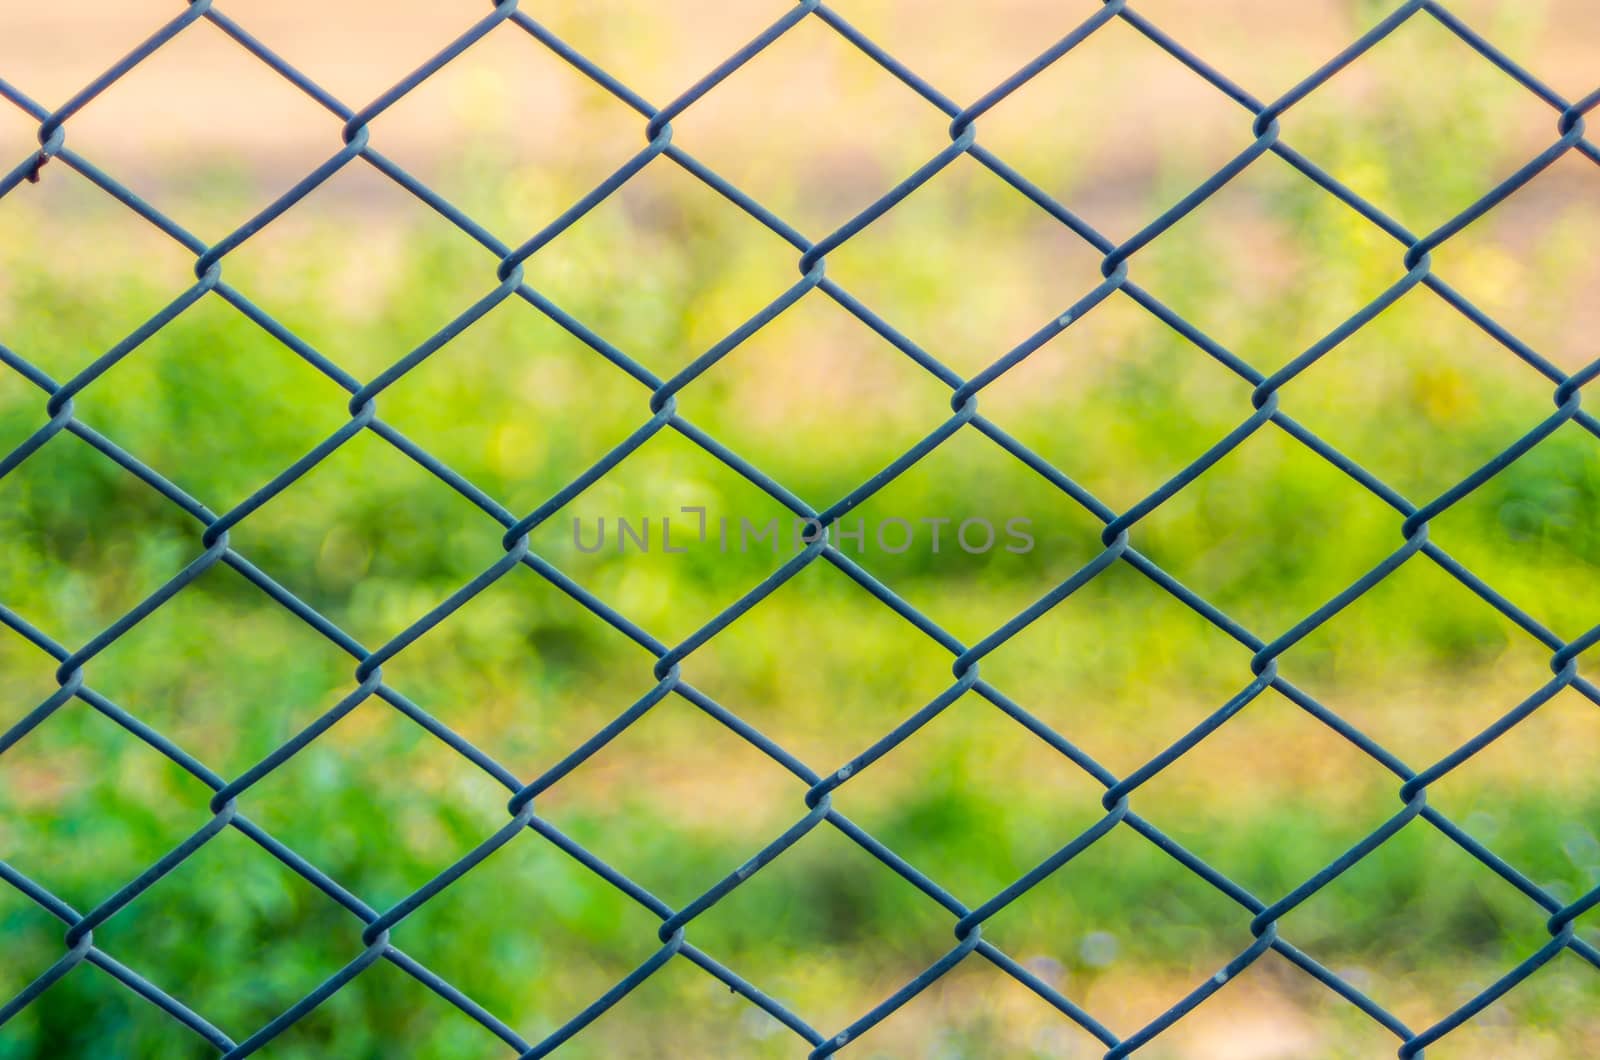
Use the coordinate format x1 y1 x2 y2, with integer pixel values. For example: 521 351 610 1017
1 0 1598 1056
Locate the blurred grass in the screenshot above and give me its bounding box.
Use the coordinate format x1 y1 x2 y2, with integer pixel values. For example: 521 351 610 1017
2 0 1599 1056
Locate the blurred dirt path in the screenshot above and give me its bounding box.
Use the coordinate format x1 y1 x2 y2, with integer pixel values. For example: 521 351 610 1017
2 1 1593 183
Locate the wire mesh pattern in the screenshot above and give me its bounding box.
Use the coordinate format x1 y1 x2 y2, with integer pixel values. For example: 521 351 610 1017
2 0 1598 1055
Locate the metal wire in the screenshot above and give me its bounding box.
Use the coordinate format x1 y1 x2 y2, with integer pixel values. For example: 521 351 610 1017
1 0 1597 1055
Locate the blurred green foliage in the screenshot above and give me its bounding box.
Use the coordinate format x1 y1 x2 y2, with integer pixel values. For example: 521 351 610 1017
2 1 1599 1056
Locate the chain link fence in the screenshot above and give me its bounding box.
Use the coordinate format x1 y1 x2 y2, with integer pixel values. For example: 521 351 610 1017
1 0 1598 1056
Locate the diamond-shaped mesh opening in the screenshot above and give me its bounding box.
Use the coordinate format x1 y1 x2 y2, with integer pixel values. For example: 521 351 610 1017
211 158 507 383
221 424 512 647
681 823 958 1038
978 288 1259 513
1127 0 1363 103
823 153 1108 380
1285 552 1558 765
0 431 198 650
842 426 1112 645
1275 819 1563 1037
84 561 351 779
1435 0 1600 102
0 700 218 913
1504 0 1600 100
849 951 1104 1057
841 0 1102 105
515 155 801 383
543 951 797 1058
1430 150 1600 376
1428 419 1600 642
982 820 1254 1035
0 166 198 383
233 690 513 908
1416 947 1600 1059
1126 421 1402 636
86 823 364 1043
48 15 341 210
674 290 957 495
976 12 1253 243
829 688 1111 904
367 19 651 239
1284 284 1562 502
1110 948 1363 1058
371 293 648 500
667 13 954 236
522 425 805 644
1126 686 1404 899
373 561 651 783
1125 150 1411 374
65 293 355 511
978 558 1255 777
1282 6 1564 236
531 691 804 905
1211 973 1358 1059
1422 684 1600 894
0 2 188 109
243 953 516 1057
394 823 669 1032
683 559 957 768
2 953 217 1058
